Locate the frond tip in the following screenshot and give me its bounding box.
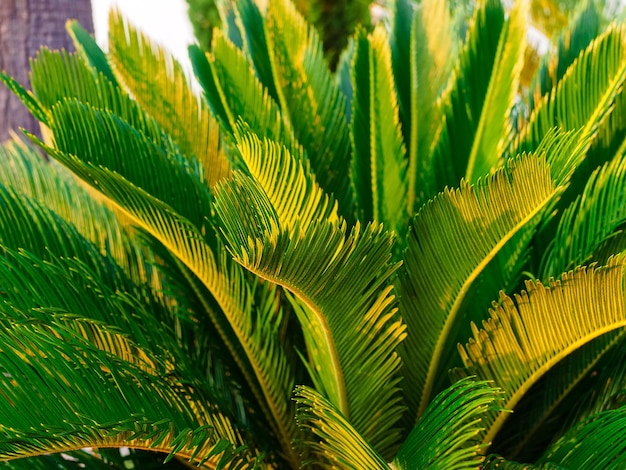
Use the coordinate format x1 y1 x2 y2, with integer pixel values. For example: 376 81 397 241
393 377 504 470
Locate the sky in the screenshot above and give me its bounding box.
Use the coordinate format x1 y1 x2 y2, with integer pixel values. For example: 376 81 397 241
91 0 196 70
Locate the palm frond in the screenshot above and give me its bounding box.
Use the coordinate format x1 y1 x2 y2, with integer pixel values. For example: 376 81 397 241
66 19 117 84
350 26 407 238
514 26 626 160
0 307 252 468
265 0 353 218
47 100 212 236
404 0 454 210
400 152 561 420
457 256 626 449
30 124 300 466
537 404 626 468
541 150 626 278
214 170 406 458
0 140 160 292
218 0 279 103
530 2 601 111
195 29 294 150
429 0 506 190
465 0 528 181
108 11 230 186
293 385 389 469
393 378 503 470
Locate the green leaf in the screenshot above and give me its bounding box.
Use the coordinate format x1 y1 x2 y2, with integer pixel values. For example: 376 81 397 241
457 256 626 449
541 150 626 278
214 164 406 458
400 152 561 420
66 19 117 84
538 404 626 468
293 385 390 469
108 11 230 187
31 129 299 468
265 0 353 219
205 29 294 149
514 26 626 159
0 73 48 125
429 0 506 190
349 26 407 238
407 0 454 209
0 300 251 467
465 0 528 181
394 378 504 470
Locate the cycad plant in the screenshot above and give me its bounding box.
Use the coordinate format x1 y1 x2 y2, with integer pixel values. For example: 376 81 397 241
2 0 626 468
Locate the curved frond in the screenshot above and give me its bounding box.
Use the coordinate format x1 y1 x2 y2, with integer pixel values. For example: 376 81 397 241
537 404 626 468
201 29 294 149
67 19 117 84
108 11 230 186
541 147 626 278
401 153 560 420
393 378 503 470
457 256 626 448
214 172 406 458
514 26 626 162
293 385 389 469
30 128 299 467
0 310 251 468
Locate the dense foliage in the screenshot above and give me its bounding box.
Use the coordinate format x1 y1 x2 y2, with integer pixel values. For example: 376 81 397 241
1 0 626 468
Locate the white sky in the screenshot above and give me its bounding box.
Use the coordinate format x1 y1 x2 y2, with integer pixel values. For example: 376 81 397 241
91 0 196 70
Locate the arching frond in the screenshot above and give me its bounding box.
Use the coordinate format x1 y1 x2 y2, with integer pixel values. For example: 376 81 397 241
66 19 117 84
293 385 389 469
514 26 626 160
30 121 299 466
0 309 252 468
214 173 406 458
193 30 293 149
108 11 230 186
404 0 454 209
465 0 528 181
537 404 626 468
393 378 503 470
541 151 626 278
217 0 279 103
457 257 626 449
401 153 560 420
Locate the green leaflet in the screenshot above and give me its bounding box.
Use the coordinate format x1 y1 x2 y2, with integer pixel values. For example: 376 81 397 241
401 153 560 420
407 0 454 210
350 26 408 239
541 151 626 278
31 126 299 467
465 0 528 181
515 26 626 157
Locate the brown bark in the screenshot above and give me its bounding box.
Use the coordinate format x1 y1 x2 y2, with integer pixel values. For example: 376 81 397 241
0 0 93 142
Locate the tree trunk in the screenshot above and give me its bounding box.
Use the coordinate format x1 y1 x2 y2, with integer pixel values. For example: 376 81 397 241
0 0 93 142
